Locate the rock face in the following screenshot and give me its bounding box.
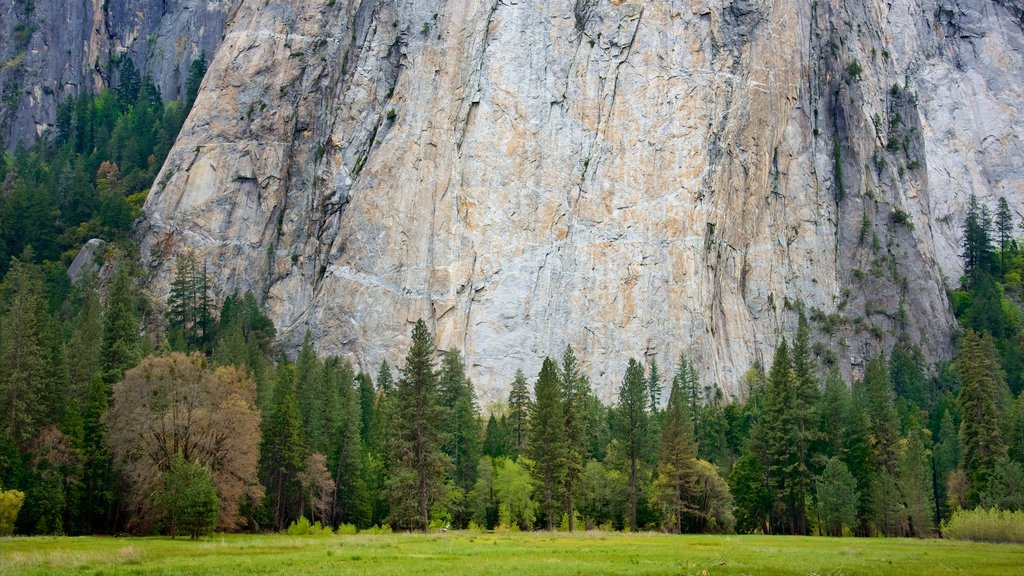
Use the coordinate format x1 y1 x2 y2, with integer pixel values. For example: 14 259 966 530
0 0 234 144
138 0 1024 403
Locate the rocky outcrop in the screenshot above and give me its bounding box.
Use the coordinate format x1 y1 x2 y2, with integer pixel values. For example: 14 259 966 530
0 0 234 145
138 0 1024 403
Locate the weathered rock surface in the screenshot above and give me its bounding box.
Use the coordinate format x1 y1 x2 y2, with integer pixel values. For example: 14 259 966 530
0 0 234 144
138 0 1024 403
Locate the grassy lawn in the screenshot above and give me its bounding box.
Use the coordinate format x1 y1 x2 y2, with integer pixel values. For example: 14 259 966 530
1 531 1022 575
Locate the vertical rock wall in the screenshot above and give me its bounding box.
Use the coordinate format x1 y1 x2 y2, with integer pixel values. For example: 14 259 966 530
138 0 1023 402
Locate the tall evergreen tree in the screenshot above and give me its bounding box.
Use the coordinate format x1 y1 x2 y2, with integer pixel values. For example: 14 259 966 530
760 338 808 534
0 257 52 446
995 196 1016 270
961 193 995 283
357 371 375 444
100 264 140 385
329 359 370 527
617 358 648 532
955 330 1010 505
385 320 449 531
508 369 531 458
166 250 211 351
652 368 698 533
260 365 308 531
560 345 589 532
863 355 902 536
526 357 565 530
439 348 481 518
899 415 936 537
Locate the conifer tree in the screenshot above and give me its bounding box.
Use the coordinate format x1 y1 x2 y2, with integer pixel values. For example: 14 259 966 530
760 338 808 534
955 330 1009 505
329 359 370 527
357 371 375 444
560 345 589 532
815 458 859 537
101 265 140 385
899 415 936 536
527 357 565 530
652 368 698 533
439 348 481 521
995 196 1016 269
863 355 902 535
961 193 995 283
66 272 103 403
385 320 449 531
933 408 959 521
166 250 211 351
843 377 874 535
508 369 531 458
260 366 308 531
0 257 51 446
617 358 648 532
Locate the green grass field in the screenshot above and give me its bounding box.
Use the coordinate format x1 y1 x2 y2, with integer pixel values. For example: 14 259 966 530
2 531 1022 575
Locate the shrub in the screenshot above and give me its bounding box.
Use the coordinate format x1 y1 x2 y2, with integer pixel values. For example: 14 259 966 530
286 516 333 536
362 524 393 534
336 522 358 535
846 60 863 82
0 487 25 535
942 508 1024 543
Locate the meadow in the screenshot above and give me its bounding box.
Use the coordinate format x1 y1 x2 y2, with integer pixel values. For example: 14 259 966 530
2 531 1023 576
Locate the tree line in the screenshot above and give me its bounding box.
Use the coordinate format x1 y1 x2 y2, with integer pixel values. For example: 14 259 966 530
0 87 1022 537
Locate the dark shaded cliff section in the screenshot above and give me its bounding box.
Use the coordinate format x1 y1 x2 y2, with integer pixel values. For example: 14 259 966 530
0 0 233 147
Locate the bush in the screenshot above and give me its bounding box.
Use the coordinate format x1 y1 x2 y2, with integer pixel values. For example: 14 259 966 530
0 487 25 535
336 522 357 535
286 516 333 536
362 524 393 534
942 508 1024 543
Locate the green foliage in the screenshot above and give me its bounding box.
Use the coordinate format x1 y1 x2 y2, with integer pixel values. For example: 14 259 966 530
942 507 1024 543
527 357 565 530
166 250 212 352
508 369 531 458
386 320 450 531
652 365 698 533
155 453 219 540
956 330 1009 506
616 358 648 532
816 458 859 537
285 515 334 536
0 486 25 535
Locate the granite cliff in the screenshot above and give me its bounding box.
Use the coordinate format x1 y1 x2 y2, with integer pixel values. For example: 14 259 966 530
0 0 233 144
117 0 1022 401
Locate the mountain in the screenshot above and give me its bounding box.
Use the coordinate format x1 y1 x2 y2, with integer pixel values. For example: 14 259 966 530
8 0 1023 402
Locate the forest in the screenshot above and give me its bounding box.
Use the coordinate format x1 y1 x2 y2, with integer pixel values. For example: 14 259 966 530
0 72 1022 540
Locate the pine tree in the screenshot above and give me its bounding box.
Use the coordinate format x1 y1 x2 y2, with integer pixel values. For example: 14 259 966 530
0 257 51 446
260 366 308 531
819 369 850 460
760 338 807 534
933 408 959 521
66 272 103 403
899 415 936 536
843 377 874 535
674 353 701 429
955 330 1010 505
508 369 531 458
617 358 648 532
526 357 565 530
329 359 370 527
101 264 140 385
385 320 449 531
357 371 375 444
652 368 698 533
790 313 821 518
293 331 324 449
439 349 481 510
81 377 114 534
166 250 211 351
560 345 589 532
863 355 902 535
961 194 995 283
815 458 859 537
995 196 1016 270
